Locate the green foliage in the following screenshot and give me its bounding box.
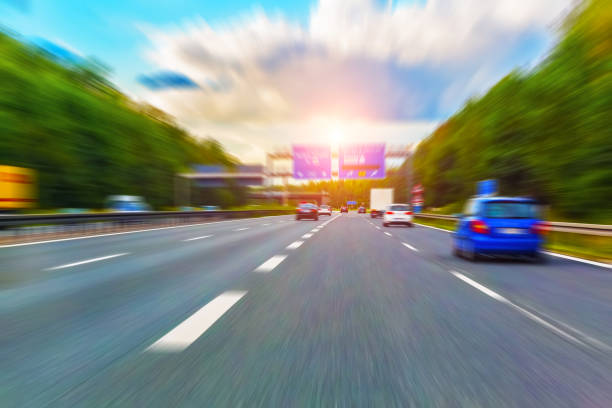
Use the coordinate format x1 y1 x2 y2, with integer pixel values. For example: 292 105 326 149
0 32 235 209
413 0 612 223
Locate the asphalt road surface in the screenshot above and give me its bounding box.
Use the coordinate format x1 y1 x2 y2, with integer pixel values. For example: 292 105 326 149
1 212 611 407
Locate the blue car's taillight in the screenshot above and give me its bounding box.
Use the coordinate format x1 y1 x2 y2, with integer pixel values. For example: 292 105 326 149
470 219 489 234
531 222 549 235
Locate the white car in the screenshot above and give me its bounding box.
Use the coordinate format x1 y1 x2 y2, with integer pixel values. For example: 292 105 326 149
383 204 413 227
318 205 332 216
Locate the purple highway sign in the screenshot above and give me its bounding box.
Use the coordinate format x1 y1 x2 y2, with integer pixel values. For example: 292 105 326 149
339 144 385 179
292 144 332 179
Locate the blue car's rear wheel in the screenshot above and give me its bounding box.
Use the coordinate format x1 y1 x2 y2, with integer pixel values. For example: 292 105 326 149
529 251 546 263
464 241 479 262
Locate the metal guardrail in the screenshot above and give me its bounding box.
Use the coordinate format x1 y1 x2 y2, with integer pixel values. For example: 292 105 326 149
0 210 294 243
414 213 457 221
0 210 609 241
414 213 612 236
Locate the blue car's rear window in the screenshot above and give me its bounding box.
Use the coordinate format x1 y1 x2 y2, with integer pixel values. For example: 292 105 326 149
484 201 538 219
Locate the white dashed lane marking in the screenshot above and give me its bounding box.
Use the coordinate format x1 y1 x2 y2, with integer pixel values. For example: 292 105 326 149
233 228 249 232
286 241 304 250
402 242 418 252
147 291 247 352
183 235 212 242
302 233 313 239
254 255 288 273
384 232 392 237
45 253 129 271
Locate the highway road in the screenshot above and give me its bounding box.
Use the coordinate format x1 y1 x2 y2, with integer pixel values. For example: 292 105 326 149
1 212 611 407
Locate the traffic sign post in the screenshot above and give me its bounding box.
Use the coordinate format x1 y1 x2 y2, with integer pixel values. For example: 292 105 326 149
411 184 424 213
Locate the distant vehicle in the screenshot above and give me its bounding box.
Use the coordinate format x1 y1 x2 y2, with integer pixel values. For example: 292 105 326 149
201 205 220 211
296 203 319 220
358 206 366 213
383 204 413 227
340 206 348 213
453 197 547 261
318 205 332 216
105 195 151 212
370 188 393 218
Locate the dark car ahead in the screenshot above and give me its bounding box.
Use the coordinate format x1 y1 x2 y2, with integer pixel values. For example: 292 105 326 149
340 206 348 213
453 197 548 261
296 203 319 220
358 206 366 213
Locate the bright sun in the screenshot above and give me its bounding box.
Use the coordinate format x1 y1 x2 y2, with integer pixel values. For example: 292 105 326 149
330 128 344 146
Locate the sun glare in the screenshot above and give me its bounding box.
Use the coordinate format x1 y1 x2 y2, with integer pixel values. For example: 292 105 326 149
330 128 344 146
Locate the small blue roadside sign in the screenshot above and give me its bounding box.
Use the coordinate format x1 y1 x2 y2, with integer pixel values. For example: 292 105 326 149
347 200 357 205
477 179 498 196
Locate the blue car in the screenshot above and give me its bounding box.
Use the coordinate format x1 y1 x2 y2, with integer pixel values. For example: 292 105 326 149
453 197 548 261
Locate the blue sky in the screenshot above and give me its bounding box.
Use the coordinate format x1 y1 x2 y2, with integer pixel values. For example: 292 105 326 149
0 0 570 161
0 0 312 92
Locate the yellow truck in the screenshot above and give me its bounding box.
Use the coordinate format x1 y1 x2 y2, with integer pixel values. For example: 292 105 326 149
0 165 37 209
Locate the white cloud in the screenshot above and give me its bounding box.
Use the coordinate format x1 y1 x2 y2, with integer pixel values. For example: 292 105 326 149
310 0 570 64
138 0 572 161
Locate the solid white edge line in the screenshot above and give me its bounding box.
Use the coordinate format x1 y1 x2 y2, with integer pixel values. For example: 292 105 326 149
45 253 129 271
450 271 588 348
254 255 288 273
402 242 419 252
384 232 392 237
0 215 294 249
518 302 612 351
414 223 612 269
286 241 304 250
147 290 247 352
413 222 452 233
542 251 612 269
302 233 313 239
183 235 212 242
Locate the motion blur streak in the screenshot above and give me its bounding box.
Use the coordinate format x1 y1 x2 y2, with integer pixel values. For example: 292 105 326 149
1 214 611 406
0 0 611 406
